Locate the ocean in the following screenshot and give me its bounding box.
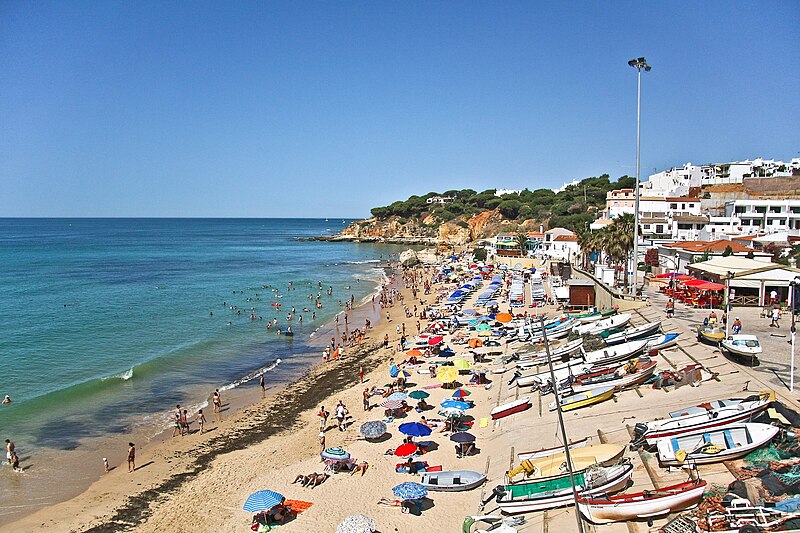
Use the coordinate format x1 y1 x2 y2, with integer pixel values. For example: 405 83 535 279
0 218 406 521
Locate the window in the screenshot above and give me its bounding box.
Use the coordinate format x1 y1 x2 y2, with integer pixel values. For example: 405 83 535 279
735 206 746 214
678 223 692 230
643 224 651 229
682 204 686 210
656 225 664 233
755 207 767 214
670 203 677 209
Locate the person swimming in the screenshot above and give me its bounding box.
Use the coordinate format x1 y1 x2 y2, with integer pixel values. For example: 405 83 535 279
2 395 10 404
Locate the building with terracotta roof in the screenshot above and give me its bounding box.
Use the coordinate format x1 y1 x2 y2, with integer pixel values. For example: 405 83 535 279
656 239 772 273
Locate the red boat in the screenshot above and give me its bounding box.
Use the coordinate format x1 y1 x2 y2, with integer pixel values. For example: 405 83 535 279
490 397 531 420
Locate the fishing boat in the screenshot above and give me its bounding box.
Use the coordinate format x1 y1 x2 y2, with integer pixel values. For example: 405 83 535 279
569 359 658 394
631 392 774 447
507 444 625 479
517 437 590 461
582 339 648 366
656 422 780 466
420 470 486 492
696 324 725 346
491 397 531 420
573 313 631 336
643 333 680 351
603 321 661 345
493 462 634 514
577 478 706 524
570 309 618 324
720 334 762 367
511 359 592 388
549 386 615 412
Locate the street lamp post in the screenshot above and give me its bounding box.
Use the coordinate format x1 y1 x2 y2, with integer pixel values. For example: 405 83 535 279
725 271 734 339
628 57 651 296
790 276 800 392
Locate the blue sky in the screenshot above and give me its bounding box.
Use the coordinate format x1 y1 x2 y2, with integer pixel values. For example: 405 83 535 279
1 2 797 218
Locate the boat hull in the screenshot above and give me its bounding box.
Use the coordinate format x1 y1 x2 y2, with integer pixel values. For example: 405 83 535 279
577 480 706 524
491 397 531 419
517 437 590 461
656 423 780 466
550 386 615 412
420 470 486 492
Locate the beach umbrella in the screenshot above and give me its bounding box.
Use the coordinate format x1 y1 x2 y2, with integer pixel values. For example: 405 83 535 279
337 514 377 533
450 432 476 443
387 392 408 402
475 323 491 331
398 422 432 437
408 390 429 400
394 443 419 457
438 407 465 418
359 421 387 440
495 312 514 323
462 309 478 316
471 367 488 374
451 388 471 399
477 329 492 337
468 338 483 348
392 482 428 500
380 399 403 409
406 349 422 357
428 336 444 346
389 364 400 378
441 399 471 410
453 359 471 371
438 347 456 358
436 366 458 384
321 447 351 461
243 489 285 512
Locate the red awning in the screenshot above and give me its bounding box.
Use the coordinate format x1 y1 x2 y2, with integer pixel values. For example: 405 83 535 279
695 281 726 291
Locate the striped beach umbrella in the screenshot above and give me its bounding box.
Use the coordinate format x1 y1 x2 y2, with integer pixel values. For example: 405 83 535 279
380 399 403 409
387 392 408 402
321 447 351 461
451 388 471 399
243 490 284 512
337 514 376 533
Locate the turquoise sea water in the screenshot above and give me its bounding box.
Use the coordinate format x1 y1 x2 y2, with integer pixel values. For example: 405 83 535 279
0 218 401 452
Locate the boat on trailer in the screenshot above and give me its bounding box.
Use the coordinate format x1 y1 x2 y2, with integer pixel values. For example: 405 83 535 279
720 334 762 367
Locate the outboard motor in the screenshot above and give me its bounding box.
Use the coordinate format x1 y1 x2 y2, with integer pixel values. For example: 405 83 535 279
630 422 648 449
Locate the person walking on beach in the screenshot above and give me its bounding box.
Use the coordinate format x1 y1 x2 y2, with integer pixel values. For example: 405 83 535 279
10 451 22 473
383 334 389 349
196 409 207 434
180 409 189 436
335 402 348 431
771 307 781 328
213 389 222 413
259 373 265 393
172 406 182 437
127 442 136 473
362 388 370 411
318 406 329 431
5 439 15 465
732 317 743 334
319 432 326 453
666 298 675 317
359 365 364 383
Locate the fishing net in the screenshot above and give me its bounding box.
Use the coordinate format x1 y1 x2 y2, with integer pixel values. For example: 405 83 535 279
703 483 729 498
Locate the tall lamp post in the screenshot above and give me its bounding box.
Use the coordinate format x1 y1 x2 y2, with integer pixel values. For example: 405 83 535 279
790 276 800 392
725 271 734 339
628 57 651 296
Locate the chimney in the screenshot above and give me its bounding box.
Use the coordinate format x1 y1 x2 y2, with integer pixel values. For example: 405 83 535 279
539 224 544 234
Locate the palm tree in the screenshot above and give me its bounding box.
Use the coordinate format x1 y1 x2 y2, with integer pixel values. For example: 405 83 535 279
604 214 635 290
577 231 600 269
516 232 528 257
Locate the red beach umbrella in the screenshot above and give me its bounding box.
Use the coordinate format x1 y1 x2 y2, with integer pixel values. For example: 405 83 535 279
394 443 418 457
428 336 444 346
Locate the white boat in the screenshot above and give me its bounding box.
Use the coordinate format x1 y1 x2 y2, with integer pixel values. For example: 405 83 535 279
632 392 773 447
720 334 762 367
494 462 634 514
643 333 680 351
491 397 532 419
577 478 707 524
517 437 590 461
573 313 631 336
516 339 584 368
420 469 486 492
507 444 625 479
603 322 661 346
511 360 593 388
569 359 658 394
582 339 648 366
656 422 780 466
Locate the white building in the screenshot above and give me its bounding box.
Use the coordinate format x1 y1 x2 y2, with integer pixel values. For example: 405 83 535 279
643 157 798 193
425 196 454 204
551 179 581 194
537 228 581 261
726 199 800 235
643 163 704 197
495 189 522 197
638 196 706 242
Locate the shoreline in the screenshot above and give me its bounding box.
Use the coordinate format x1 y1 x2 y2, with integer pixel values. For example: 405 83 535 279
5 266 401 532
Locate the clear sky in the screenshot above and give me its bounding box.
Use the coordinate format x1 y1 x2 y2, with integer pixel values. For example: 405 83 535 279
1 1 797 218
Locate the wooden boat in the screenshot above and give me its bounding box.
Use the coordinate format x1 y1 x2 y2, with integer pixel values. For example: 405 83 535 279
577 478 707 524
603 321 661 345
569 359 657 394
720 334 762 367
507 444 625 479
494 462 634 514
570 309 617 324
517 437 590 461
491 397 531 419
696 325 725 346
582 339 648 366
511 360 592 388
419 469 486 492
549 386 615 412
643 333 680 351
631 392 774 447
656 422 780 466
573 313 631 336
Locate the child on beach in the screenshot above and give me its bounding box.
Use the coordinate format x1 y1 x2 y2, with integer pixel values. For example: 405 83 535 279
196 409 206 434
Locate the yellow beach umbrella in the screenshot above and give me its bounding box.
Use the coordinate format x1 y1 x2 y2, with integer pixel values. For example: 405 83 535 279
453 358 471 371
477 329 492 337
436 366 459 383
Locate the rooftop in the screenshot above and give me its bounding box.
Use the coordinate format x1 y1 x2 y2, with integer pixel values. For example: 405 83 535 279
662 239 756 254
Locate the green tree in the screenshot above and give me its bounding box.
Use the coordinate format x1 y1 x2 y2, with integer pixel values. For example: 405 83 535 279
722 245 734 257
498 199 522 219
516 232 528 255
472 247 488 261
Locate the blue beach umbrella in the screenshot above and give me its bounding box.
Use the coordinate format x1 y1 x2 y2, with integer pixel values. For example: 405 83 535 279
359 421 387 439
440 400 471 410
389 364 400 378
387 392 408 402
392 482 428 500
321 447 351 461
398 422 432 438
243 490 284 512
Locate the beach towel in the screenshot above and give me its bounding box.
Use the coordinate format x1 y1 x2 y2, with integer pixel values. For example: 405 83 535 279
285 500 313 514
479 417 489 428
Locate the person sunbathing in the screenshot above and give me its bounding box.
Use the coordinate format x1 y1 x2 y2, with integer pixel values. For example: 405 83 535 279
306 472 329 488
350 461 369 476
378 498 415 513
292 473 311 486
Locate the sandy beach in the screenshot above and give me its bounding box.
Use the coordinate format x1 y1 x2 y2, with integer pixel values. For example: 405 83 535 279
7 260 800 533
